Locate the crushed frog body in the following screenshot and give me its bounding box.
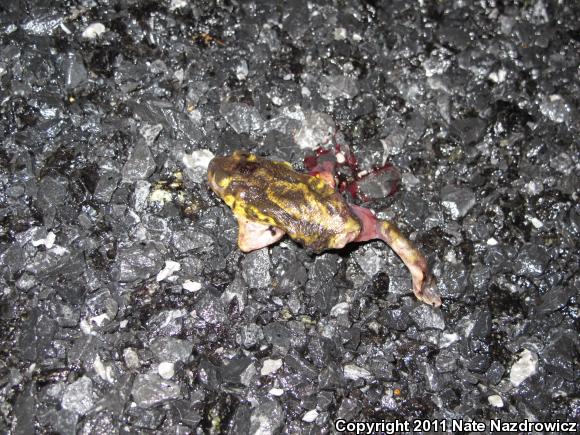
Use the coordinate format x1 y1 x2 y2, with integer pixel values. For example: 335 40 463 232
207 151 441 307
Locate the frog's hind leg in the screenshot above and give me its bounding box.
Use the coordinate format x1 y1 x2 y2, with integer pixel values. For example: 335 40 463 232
350 205 442 307
236 216 285 252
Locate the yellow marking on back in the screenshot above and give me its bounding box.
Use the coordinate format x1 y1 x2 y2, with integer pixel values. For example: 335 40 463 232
264 176 348 247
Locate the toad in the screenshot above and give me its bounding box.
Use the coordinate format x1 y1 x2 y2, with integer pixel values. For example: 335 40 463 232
207 151 441 307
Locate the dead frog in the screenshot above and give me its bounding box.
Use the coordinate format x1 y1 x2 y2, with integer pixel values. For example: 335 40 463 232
207 151 441 307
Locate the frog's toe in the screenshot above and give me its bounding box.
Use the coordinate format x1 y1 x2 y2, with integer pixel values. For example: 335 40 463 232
414 275 442 307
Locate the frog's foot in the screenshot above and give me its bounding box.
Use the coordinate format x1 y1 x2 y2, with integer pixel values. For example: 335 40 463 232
236 216 285 252
413 273 442 308
350 205 442 307
377 219 442 307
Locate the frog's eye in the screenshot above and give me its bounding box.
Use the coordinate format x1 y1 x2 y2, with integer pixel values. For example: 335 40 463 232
236 160 259 175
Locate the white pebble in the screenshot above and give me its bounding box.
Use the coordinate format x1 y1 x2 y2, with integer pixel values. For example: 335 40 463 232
330 302 350 317
32 231 56 249
182 149 214 170
488 395 504 407
123 348 140 369
510 349 538 386
261 359 283 376
302 409 319 423
156 260 181 282
183 280 202 292
158 361 175 379
82 23 106 39
344 364 372 380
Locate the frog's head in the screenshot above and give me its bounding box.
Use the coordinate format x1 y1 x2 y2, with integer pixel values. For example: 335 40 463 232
207 155 231 197
207 151 259 198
